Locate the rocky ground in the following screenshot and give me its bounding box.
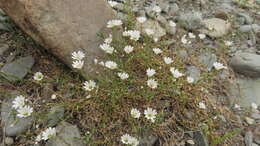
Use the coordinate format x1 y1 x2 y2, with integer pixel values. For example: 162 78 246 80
0 0 260 145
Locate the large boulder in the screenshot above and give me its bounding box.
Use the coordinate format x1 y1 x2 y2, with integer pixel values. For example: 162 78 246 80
0 0 115 78
230 53 260 78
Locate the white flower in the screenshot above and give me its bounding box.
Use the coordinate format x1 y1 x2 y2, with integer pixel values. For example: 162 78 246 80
153 48 163 54
169 21 176 27
100 43 114 54
251 103 258 110
72 60 84 69
136 16 147 23
105 61 118 70
130 108 141 119
181 35 191 44
123 30 141 41
198 34 206 39
188 32 196 39
108 1 118 7
12 95 26 109
224 40 233 46
146 68 156 77
117 72 129 80
147 79 158 89
104 34 113 44
121 134 132 144
198 102 206 109
234 104 241 110
35 134 42 142
99 61 105 66
170 67 184 78
129 137 139 146
33 72 44 81
86 95 91 99
153 37 159 42
144 107 157 122
51 94 57 100
41 127 56 141
124 45 134 54
17 105 33 118
187 76 194 83
71 51 85 61
107 19 122 28
163 57 173 64
145 28 154 36
83 80 97 91
213 62 227 70
152 5 161 13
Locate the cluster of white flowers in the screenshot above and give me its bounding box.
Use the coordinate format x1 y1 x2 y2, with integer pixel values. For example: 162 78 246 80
146 68 156 77
100 43 114 54
124 45 134 54
153 48 163 54
251 102 258 110
163 57 173 64
118 72 129 80
107 19 123 28
83 80 97 91
147 79 158 89
36 127 56 143
130 108 141 119
123 30 141 41
182 33 207 44
213 62 227 70
121 134 139 146
12 95 33 118
105 61 118 70
71 50 85 69
170 67 184 78
198 102 207 109
188 32 196 39
198 34 206 39
224 40 233 46
181 34 191 44
130 108 157 122
144 107 157 122
33 72 44 81
187 76 195 83
108 1 118 7
136 16 147 23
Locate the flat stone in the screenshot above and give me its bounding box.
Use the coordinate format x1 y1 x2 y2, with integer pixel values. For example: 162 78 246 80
245 131 253 146
186 66 201 82
1 92 33 136
230 53 260 77
0 56 34 82
46 122 85 146
178 11 203 30
193 131 209 146
136 19 166 41
0 43 9 56
198 52 217 71
200 18 231 38
139 133 158 146
0 0 115 79
239 24 260 33
4 137 14 145
47 106 65 127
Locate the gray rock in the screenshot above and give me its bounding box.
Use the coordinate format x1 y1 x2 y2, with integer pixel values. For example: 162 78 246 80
139 133 158 146
0 43 9 56
46 122 85 146
245 131 253 146
229 78 260 107
198 52 217 71
239 24 260 33
251 112 260 120
47 106 65 127
230 53 260 77
4 137 14 145
178 50 188 59
1 93 33 136
178 11 203 30
193 131 209 146
0 56 34 82
237 13 253 25
186 66 201 82
135 19 166 41
200 18 231 38
253 127 260 144
0 23 9 31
